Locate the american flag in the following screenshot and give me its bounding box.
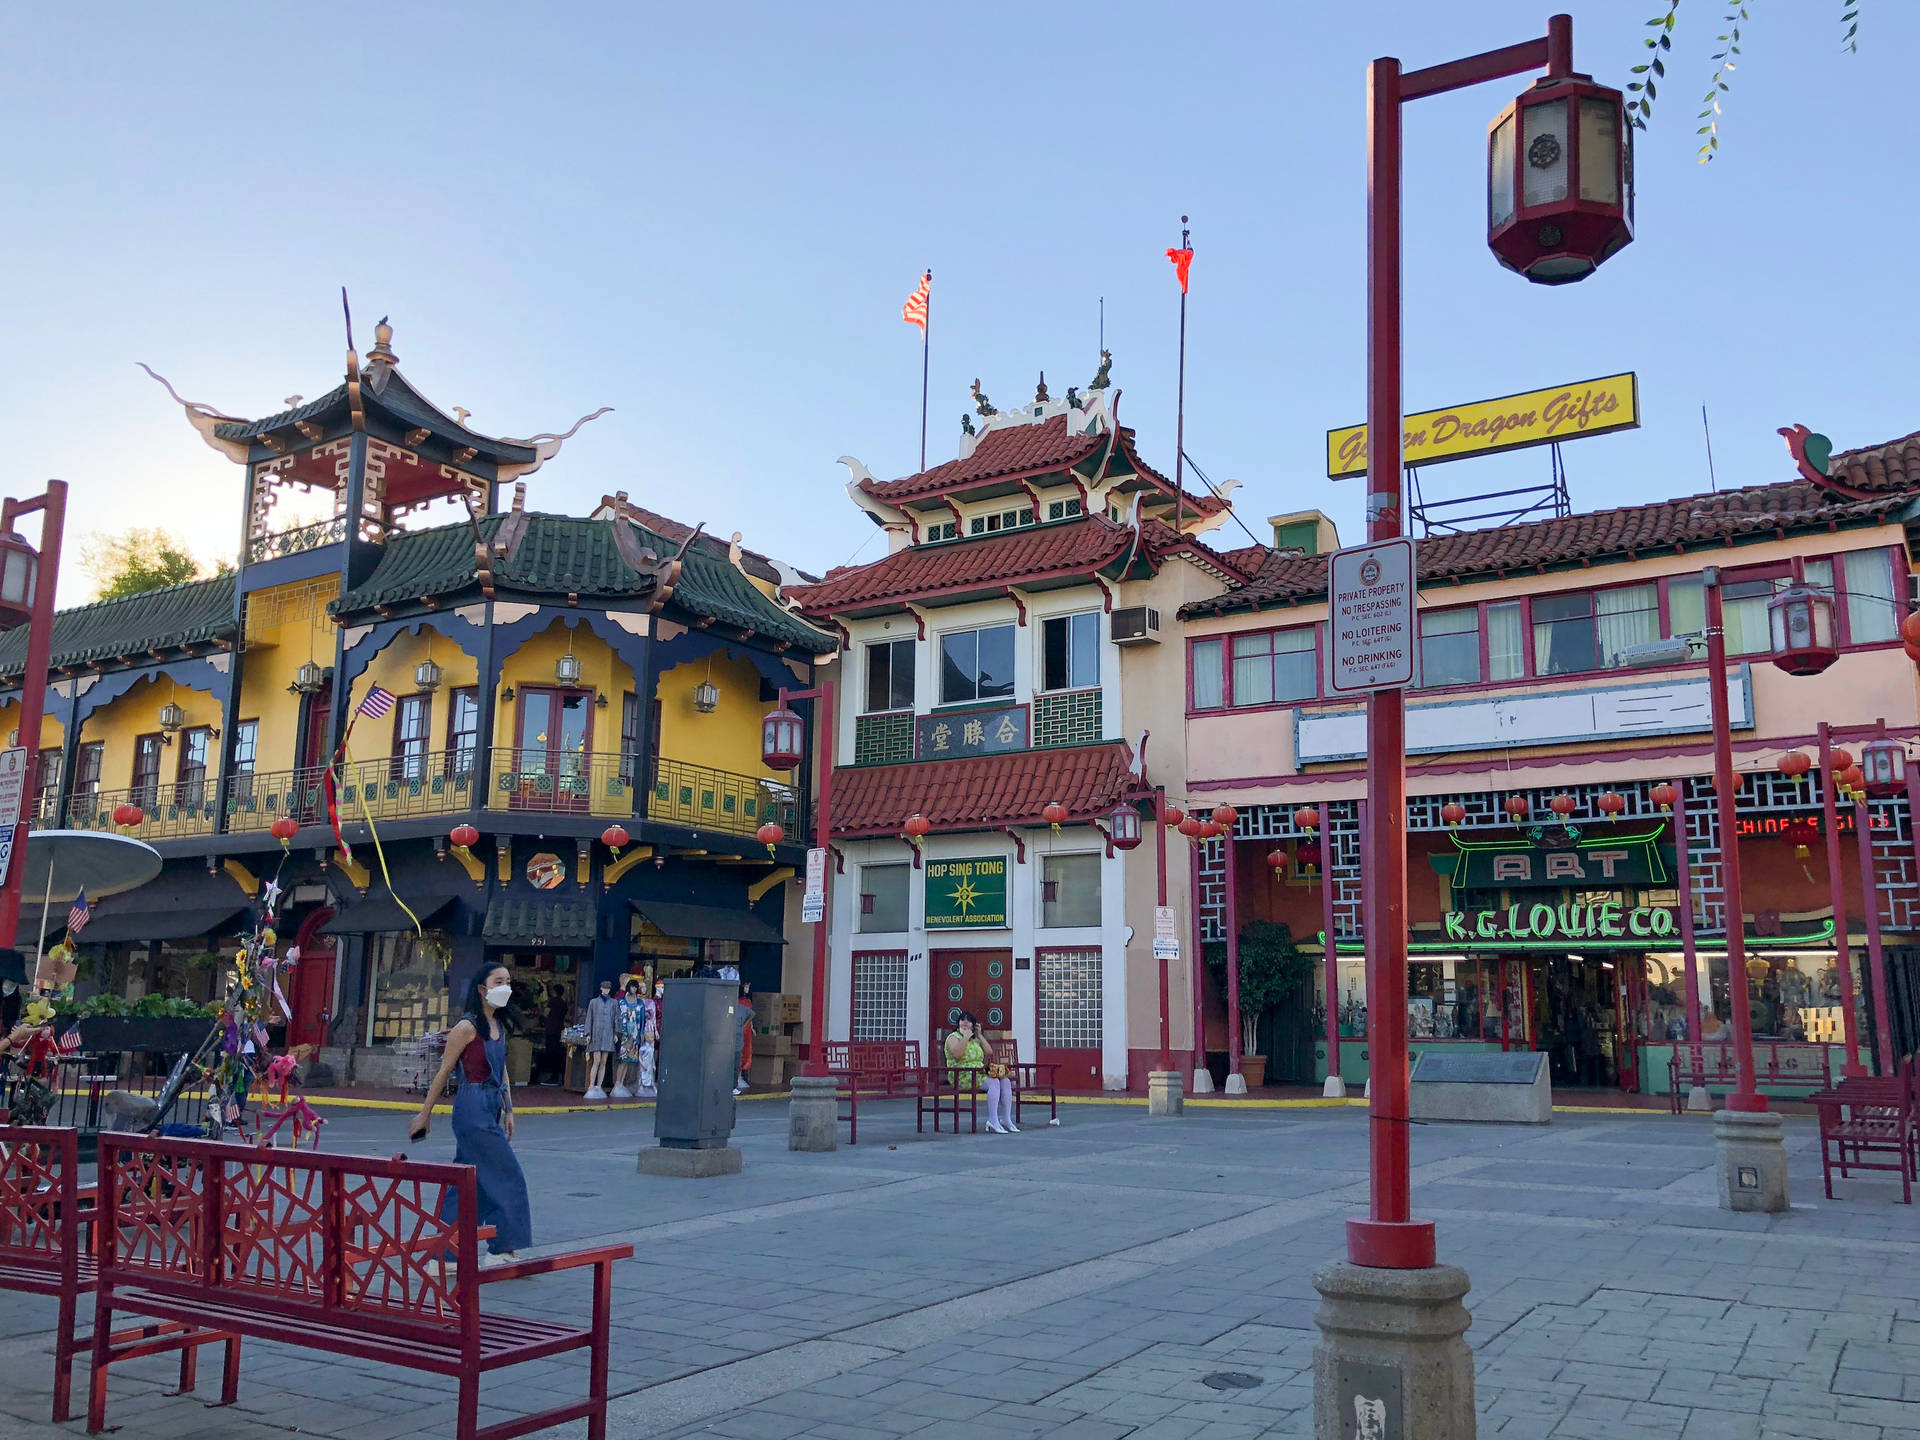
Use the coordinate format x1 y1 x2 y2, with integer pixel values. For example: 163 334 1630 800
67 888 90 936
57 1026 82 1053
901 271 930 331
357 685 397 720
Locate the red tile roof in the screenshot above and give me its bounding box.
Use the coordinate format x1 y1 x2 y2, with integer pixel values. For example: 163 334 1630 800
830 742 1138 838
1831 428 1920 493
1182 474 1914 619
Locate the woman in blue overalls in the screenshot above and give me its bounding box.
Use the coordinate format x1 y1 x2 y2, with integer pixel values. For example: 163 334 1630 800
412 965 533 1263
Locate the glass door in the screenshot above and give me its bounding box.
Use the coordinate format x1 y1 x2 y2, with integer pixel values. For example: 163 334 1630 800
514 688 593 811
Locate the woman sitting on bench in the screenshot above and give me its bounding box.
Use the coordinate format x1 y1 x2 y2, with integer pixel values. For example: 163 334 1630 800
945 1012 1018 1135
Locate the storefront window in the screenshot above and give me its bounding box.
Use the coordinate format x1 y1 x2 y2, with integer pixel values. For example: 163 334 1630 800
365 932 449 1045
1417 607 1479 688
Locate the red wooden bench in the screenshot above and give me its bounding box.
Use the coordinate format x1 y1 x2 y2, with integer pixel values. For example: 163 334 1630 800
1666 1041 1831 1114
87 1134 634 1439
0 1124 230 1423
821 1041 923 1145
1813 1056 1918 1204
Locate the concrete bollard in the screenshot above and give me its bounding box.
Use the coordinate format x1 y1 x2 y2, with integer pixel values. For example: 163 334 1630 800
1714 1108 1789 1212
787 1074 839 1152
1313 1260 1475 1439
1147 1070 1184 1116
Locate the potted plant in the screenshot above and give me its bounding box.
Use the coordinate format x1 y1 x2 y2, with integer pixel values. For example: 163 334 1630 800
1204 920 1312 1089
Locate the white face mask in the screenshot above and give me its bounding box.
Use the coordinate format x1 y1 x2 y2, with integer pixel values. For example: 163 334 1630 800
485 984 513 1010
2 982 15 995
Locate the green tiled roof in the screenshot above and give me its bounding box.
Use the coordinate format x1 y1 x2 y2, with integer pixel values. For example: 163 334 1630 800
336 514 834 653
0 574 236 681
213 375 538 463
482 895 597 946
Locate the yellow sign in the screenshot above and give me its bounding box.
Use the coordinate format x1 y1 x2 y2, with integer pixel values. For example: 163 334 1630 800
1326 372 1639 479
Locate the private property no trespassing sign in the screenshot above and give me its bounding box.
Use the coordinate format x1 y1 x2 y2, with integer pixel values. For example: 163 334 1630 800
1328 538 1414 693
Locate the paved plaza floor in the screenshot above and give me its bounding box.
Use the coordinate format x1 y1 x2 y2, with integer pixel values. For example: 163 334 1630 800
3 1095 1917 1439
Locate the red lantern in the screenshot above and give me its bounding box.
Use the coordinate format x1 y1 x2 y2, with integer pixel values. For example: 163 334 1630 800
1596 791 1626 818
1838 764 1867 798
1905 640 1920 665
1211 804 1238 830
1042 801 1070 827
1504 795 1530 820
1486 68 1633 284
1177 815 1204 840
903 813 931 842
1106 803 1142 851
601 824 630 852
269 817 299 842
1767 584 1839 677
112 802 144 829
449 823 480 849
1163 805 1185 827
760 704 805 772
1549 794 1577 817
1267 847 1289 875
1295 842 1321 875
1902 611 1920 648
1828 747 1855 774
1440 801 1466 829
1649 782 1677 812
755 821 785 851
1860 739 1906 798
1778 751 1812 783
1294 805 1321 832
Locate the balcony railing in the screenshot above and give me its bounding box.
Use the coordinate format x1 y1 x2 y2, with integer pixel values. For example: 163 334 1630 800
488 747 638 819
648 756 799 837
246 515 349 565
69 783 220 840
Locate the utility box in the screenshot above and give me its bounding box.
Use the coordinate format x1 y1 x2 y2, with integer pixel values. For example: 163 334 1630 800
653 977 740 1151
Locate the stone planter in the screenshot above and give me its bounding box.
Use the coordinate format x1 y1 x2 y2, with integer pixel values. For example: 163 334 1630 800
1238 1054 1268 1089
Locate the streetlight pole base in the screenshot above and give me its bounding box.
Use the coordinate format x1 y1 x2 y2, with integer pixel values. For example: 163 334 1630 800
1714 1108 1789 1213
1147 1070 1184 1116
1346 1218 1437 1270
1313 1260 1475 1440
1685 1086 1712 1113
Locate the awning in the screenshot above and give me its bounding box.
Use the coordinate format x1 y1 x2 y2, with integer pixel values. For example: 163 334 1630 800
482 896 597 947
79 905 251 944
321 893 455 936
629 900 785 946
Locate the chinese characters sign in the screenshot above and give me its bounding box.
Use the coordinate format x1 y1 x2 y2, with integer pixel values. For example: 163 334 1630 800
924 856 1009 929
916 705 1028 759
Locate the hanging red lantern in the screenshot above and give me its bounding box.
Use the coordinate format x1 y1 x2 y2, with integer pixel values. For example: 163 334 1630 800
1860 738 1906 798
903 813 932 843
1440 801 1466 828
269 816 299 843
1777 751 1812 783
449 823 480 849
1295 842 1321 875
1902 611 1920 647
1211 804 1238 830
1904 639 1920 665
1041 801 1070 828
1838 764 1867 798
1649 782 1678 812
1827 747 1855 775
755 821 785 855
1106 802 1142 851
1486 66 1634 285
1294 805 1321 832
1267 847 1289 875
1596 791 1626 819
1549 794 1577 817
1177 815 1204 840
112 802 144 829
601 824 630 852
1163 805 1185 827
1504 795 1530 820
759 704 805 772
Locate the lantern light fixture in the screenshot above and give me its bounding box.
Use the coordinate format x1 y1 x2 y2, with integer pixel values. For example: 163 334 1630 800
1777 751 1812 783
1211 804 1238 830
1549 794 1577 817
158 700 186 742
1041 801 1070 828
1294 805 1321 832
1827 747 1855 775
1596 791 1626 819
111 802 144 829
289 660 326 696
760 703 805 771
1162 805 1185 828
1860 738 1906 798
1767 584 1838 676
1106 802 1142 851
0 528 38 632
1649 781 1678 811
449 823 480 850
693 658 719 714
414 656 444 693
1486 66 1633 284
1440 801 1466 828
554 645 584 686
1504 794 1530 820
1267 847 1290 875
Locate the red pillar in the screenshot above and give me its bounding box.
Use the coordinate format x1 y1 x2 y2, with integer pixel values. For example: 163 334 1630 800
803 679 836 1076
1821 724 1863 1076
1672 782 1704 1046
1155 788 1170 1073
1853 793 1897 1074
1320 808 1340 1087
0 481 66 955
1224 836 1242 1084
1188 841 1205 1078
1704 573 1763 1112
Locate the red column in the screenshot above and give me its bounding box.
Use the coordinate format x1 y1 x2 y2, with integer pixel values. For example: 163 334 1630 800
1853 793 1896 1074
1821 724 1863 1076
1704 573 1763 1112
1320 808 1340 1088
803 680 836 1076
1155 787 1170 1073
1224 836 1242 1084
1189 841 1205 1078
1672 784 1704 1044
0 482 66 954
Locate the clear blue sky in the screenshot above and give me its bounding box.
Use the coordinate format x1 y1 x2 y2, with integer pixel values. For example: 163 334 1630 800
3 2 1911 594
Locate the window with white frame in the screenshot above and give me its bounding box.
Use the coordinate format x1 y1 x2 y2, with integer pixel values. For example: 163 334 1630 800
865 638 914 713
968 506 1035 535
1041 612 1100 691
851 951 908 1041
858 863 910 933
939 624 1015 703
1041 852 1101 928
1037 948 1103 1049
925 521 958 542
1417 607 1479 688
1045 497 1084 521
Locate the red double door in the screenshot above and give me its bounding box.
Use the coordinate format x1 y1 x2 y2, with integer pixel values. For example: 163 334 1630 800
931 949 1012 1042
286 909 337 1048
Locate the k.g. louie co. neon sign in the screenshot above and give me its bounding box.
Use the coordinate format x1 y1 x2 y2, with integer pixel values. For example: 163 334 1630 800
1443 902 1676 944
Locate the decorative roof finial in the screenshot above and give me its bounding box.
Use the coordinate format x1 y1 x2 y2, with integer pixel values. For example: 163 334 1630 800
283 395 304 408
1066 387 1081 411
970 380 997 418
1088 349 1112 391
961 412 975 436
369 316 396 366
453 407 471 425
1034 372 1048 404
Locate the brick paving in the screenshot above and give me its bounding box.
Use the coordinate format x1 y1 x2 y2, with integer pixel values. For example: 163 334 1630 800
1 1097 1916 1438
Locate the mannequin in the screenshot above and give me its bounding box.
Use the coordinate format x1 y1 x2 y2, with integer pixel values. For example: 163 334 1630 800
583 978 619 1101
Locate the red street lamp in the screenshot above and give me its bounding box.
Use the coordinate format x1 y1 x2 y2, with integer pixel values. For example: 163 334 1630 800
1105 802 1142 851
760 704 805 772
1767 584 1839 676
0 482 64 954
1859 738 1906 798
1486 66 1633 283
766 683 835 1072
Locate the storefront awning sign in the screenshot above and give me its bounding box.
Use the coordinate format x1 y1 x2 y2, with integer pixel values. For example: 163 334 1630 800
1444 902 1678 945
1433 828 1672 891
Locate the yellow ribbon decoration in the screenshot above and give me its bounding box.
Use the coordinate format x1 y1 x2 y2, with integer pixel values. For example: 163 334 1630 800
343 736 424 938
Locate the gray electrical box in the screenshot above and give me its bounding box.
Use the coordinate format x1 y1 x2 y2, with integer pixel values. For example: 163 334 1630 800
654 977 740 1149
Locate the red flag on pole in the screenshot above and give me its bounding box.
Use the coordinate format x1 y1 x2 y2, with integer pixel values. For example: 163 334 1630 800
1165 246 1194 294
901 272 931 330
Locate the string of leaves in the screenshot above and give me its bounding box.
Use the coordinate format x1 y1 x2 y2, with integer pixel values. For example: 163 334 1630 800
1632 1 1864 162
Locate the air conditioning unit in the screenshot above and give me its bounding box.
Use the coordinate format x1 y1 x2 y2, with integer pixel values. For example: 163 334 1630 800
1110 606 1161 646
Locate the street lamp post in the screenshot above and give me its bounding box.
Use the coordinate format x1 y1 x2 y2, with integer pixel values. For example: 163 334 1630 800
761 681 835 1076
1316 18 1632 1436
1817 722 1864 1078
0 481 66 959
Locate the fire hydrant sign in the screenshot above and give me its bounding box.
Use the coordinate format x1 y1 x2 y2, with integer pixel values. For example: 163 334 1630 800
1329 537 1416 693
0 747 27 887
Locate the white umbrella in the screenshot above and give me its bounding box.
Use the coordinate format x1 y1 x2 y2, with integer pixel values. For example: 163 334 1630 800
17 829 163 983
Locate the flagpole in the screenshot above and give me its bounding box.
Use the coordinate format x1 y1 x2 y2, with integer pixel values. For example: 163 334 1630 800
1173 218 1189 535
919 270 931 473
